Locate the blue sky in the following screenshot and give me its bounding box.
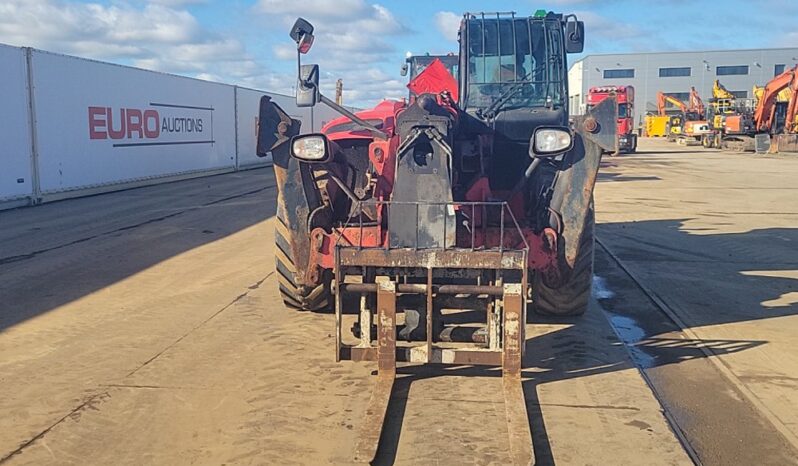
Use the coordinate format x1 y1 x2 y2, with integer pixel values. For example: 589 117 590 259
1 0 797 107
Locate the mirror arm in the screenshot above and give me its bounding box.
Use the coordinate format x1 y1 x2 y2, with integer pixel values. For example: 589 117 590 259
318 94 389 140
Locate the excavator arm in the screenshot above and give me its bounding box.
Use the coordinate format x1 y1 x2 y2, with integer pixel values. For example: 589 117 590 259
657 91 687 116
784 72 798 134
713 80 735 100
754 65 798 133
689 86 705 119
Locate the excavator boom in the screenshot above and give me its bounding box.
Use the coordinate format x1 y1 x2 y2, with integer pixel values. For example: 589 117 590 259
754 65 798 133
657 91 687 116
689 86 705 119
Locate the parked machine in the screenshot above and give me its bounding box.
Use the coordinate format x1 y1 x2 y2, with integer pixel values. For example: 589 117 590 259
256 11 616 463
751 65 798 153
587 85 636 153
656 89 709 143
702 79 756 149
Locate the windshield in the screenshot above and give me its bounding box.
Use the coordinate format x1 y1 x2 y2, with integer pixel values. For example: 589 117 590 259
464 17 564 111
409 56 459 80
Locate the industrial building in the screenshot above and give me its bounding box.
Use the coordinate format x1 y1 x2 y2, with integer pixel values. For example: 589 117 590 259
568 48 798 126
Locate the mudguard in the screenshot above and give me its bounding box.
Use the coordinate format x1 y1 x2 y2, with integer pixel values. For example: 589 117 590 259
547 97 617 286
257 96 323 289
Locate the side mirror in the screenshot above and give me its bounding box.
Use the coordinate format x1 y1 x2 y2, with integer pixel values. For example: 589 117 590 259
565 20 584 54
297 64 320 108
400 63 408 77
256 96 300 157
290 133 335 163
289 17 315 54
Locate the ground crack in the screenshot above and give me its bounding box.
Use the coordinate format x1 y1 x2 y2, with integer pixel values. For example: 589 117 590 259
124 271 275 378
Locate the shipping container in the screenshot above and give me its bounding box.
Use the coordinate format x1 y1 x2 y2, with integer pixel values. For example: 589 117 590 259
0 44 34 205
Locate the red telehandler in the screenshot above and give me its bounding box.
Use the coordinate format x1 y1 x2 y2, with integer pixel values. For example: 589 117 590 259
256 11 617 463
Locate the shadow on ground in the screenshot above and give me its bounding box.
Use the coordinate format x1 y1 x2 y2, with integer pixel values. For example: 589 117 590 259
370 219 797 465
0 168 277 331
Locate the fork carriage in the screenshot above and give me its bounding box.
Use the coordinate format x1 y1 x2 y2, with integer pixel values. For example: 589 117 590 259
330 200 534 464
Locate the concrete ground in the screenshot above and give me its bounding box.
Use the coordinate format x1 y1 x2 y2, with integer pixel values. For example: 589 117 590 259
0 166 690 465
594 138 798 465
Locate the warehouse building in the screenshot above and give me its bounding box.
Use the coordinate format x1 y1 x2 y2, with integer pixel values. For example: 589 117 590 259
568 48 798 127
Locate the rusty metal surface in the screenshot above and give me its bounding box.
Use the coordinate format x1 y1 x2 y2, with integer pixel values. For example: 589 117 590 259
342 346 503 365
546 134 603 284
340 283 504 296
574 96 618 153
353 281 397 464
541 94 617 285
337 247 526 270
500 283 533 465
501 284 524 376
353 373 395 464
504 377 534 466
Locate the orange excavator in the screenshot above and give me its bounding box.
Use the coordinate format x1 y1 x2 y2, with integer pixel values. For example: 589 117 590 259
656 88 708 142
753 65 798 152
754 65 798 134
689 86 705 120
719 65 798 153
702 80 757 149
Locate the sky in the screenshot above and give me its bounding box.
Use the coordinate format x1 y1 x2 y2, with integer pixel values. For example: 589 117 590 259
1 0 797 108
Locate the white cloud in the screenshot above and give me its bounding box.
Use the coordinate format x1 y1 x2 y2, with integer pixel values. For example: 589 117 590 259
0 0 294 94
434 11 460 42
0 0 413 106
253 0 410 105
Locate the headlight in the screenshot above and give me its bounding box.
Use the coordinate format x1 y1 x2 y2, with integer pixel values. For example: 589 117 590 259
532 128 573 155
290 134 331 162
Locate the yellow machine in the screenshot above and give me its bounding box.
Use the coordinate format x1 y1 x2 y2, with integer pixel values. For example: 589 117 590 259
644 115 670 137
711 80 736 128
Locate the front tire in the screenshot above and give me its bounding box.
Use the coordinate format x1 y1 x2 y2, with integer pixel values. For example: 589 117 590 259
275 215 332 311
532 207 594 316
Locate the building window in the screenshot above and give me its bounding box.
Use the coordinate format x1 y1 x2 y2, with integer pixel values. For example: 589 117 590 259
730 90 748 98
659 67 691 77
716 65 749 76
603 68 634 79
775 64 786 76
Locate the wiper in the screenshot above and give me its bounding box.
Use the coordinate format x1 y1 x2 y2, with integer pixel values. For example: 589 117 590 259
478 62 547 120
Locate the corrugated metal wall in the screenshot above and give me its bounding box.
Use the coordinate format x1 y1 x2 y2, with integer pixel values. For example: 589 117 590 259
0 44 34 205
0 44 348 209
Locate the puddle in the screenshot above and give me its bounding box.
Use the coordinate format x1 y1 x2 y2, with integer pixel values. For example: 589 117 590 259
594 275 657 369
605 312 656 369
592 275 615 299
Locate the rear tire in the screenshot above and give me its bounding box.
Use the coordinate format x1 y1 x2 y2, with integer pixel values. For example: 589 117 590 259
532 207 594 316
275 215 332 311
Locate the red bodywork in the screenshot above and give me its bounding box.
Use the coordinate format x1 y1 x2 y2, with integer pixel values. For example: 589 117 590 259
587 85 634 136
310 76 561 283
